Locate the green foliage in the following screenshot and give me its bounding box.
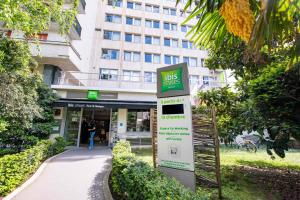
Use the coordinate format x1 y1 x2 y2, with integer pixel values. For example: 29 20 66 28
0 38 58 152
247 62 300 157
197 61 300 157
29 83 58 139
0 38 41 131
112 142 204 200
179 0 300 61
0 139 66 196
197 87 241 144
205 39 260 80
50 137 67 155
0 0 79 35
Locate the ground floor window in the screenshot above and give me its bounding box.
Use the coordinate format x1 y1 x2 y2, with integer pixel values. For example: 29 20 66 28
127 110 150 132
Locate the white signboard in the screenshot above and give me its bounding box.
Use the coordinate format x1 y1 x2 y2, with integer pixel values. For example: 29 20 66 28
157 95 195 171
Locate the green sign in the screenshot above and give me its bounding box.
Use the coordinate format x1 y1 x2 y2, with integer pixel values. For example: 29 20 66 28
87 90 99 100
161 67 184 92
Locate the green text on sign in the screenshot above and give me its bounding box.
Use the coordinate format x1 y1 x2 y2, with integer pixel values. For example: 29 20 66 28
161 67 184 92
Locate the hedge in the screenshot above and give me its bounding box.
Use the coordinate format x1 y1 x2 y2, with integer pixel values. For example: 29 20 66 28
0 137 66 196
112 141 206 200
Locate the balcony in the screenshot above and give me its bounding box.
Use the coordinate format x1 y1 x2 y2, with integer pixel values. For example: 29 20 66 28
51 71 227 94
69 17 82 40
30 40 81 71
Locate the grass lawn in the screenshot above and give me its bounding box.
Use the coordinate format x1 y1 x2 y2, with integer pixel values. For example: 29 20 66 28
132 146 300 200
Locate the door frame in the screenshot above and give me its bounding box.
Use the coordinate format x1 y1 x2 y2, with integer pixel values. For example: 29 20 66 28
76 107 112 147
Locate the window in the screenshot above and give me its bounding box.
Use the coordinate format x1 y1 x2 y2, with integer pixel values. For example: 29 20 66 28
123 70 140 81
145 53 160 64
107 0 122 7
100 69 118 80
180 9 192 17
103 30 120 41
126 17 141 26
125 33 141 43
145 4 159 13
164 22 177 31
181 25 192 32
164 55 179 65
26 33 48 40
189 75 199 85
203 76 215 86
105 14 122 23
145 19 160 29
127 110 150 132
127 1 141 10
183 57 197 67
102 49 120 60
163 7 176 16
145 36 160 45
43 64 61 86
164 38 178 47
124 51 141 62
182 40 194 49
201 58 205 67
144 72 157 83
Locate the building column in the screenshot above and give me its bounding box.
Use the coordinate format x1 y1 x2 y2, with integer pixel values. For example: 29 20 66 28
117 108 127 140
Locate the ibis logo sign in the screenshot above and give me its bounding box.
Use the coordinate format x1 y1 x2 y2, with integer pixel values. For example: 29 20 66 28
87 90 99 100
161 68 184 92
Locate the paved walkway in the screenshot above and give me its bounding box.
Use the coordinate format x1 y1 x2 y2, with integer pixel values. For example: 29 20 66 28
13 147 112 200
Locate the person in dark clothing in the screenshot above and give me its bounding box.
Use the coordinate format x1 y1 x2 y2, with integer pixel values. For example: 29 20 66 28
88 119 96 150
80 118 89 144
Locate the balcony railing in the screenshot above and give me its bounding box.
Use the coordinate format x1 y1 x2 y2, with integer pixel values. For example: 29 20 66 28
52 71 227 92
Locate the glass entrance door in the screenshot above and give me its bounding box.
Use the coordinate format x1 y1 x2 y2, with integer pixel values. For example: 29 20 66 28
65 108 82 146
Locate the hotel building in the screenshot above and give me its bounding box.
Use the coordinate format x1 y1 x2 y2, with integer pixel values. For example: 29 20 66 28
0 0 227 147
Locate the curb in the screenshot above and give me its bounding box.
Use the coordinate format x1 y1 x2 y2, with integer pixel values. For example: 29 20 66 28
4 149 74 200
103 159 113 200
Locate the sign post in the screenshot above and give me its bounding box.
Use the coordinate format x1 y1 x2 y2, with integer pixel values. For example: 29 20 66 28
156 63 195 191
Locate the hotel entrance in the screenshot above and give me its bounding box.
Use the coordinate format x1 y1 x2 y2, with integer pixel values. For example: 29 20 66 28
55 99 156 147
79 108 111 147
64 107 116 147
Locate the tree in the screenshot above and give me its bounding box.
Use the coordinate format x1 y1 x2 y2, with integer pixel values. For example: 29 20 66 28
29 83 58 139
0 0 78 152
178 0 300 61
0 0 79 35
247 62 300 157
197 87 240 145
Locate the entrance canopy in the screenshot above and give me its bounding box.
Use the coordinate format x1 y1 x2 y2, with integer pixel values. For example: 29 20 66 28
53 98 157 109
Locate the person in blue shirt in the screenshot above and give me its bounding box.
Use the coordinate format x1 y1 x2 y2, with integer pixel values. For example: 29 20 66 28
88 119 96 150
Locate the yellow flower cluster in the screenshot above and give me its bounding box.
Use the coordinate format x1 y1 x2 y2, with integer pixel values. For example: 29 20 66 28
220 0 254 42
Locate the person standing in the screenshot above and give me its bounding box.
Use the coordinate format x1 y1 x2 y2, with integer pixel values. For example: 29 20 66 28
88 119 96 150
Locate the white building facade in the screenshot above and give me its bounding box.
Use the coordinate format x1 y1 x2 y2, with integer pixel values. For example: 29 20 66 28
1 0 227 147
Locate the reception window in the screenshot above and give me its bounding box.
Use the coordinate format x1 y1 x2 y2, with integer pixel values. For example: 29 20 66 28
127 110 150 132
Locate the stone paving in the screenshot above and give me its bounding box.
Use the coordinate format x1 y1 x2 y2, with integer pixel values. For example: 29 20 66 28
13 147 112 200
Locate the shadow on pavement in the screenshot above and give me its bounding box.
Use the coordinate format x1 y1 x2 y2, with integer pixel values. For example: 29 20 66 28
87 158 112 200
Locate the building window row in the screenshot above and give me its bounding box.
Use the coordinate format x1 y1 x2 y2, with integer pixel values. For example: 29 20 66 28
101 49 204 67
107 0 192 18
99 68 214 85
103 30 196 49
104 13 193 32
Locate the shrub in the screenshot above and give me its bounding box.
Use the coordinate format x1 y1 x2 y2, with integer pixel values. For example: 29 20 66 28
50 137 67 155
0 138 66 196
111 141 205 200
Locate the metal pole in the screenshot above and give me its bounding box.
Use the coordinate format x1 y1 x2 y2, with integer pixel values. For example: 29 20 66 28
76 108 83 148
109 108 113 147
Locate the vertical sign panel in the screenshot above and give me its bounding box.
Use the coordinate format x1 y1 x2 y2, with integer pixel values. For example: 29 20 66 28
157 95 194 171
156 63 195 190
